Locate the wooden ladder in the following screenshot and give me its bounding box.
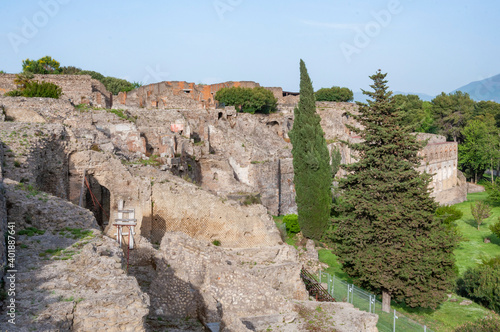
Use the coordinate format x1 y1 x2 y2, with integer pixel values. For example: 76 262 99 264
113 200 137 250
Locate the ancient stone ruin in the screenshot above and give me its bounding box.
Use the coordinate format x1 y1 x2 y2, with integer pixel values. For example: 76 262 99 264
0 73 465 331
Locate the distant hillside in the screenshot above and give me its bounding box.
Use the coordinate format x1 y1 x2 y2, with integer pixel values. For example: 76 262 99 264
451 74 500 102
353 90 434 103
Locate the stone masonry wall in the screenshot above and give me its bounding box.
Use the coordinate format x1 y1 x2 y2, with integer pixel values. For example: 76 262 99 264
0 74 111 107
0 96 74 123
150 180 282 248
416 133 465 204
149 232 305 327
0 122 70 200
116 80 287 110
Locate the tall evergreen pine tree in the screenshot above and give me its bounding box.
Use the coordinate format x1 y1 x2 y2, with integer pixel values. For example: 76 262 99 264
289 60 331 240
332 70 456 310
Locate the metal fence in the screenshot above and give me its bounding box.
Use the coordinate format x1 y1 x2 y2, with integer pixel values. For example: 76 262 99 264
318 271 433 332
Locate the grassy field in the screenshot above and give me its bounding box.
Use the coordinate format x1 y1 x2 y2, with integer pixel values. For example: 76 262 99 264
311 192 500 331
452 192 500 275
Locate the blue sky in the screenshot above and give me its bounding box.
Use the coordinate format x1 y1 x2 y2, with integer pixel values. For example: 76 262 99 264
1 0 499 96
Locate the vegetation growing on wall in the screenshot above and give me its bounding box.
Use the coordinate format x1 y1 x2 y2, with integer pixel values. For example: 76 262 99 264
214 86 277 114
6 73 62 99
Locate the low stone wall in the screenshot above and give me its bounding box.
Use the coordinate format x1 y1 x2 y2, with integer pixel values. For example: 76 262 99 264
467 182 486 194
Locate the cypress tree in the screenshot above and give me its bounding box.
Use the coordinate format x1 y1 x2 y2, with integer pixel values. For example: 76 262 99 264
332 70 457 310
289 60 331 240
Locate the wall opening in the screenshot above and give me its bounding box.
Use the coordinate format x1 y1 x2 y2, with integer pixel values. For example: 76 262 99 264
84 175 111 229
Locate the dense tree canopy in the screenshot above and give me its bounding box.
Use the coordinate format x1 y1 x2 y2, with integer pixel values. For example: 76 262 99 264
22 56 61 74
331 70 457 310
289 60 331 240
214 86 277 114
432 91 475 142
315 86 353 102
393 94 436 133
474 100 500 127
459 117 500 183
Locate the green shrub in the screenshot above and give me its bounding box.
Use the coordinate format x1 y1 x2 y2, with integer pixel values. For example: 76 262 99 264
456 256 500 313
101 76 136 95
78 70 105 81
490 217 500 239
284 214 300 234
8 80 62 99
315 86 353 102
454 315 500 332
59 66 82 75
436 205 463 241
212 240 221 246
78 70 135 94
214 86 277 114
5 90 23 97
24 81 62 98
436 205 463 225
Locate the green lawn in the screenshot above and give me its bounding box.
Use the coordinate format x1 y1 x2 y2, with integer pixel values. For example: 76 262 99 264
452 192 500 275
315 192 500 331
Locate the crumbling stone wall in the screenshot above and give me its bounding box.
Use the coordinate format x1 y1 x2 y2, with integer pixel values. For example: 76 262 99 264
141 232 377 331
149 180 282 248
0 96 74 123
0 122 70 199
0 74 111 107
116 80 288 110
148 232 305 328
116 81 203 110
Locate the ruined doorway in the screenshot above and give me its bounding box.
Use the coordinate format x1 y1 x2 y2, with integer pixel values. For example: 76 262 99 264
84 175 111 229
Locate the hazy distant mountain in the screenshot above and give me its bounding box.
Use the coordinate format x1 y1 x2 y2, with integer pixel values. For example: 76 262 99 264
451 74 500 102
353 91 434 103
